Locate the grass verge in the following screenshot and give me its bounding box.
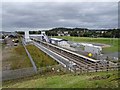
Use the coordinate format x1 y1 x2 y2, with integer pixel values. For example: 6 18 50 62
3 70 119 88
26 44 58 68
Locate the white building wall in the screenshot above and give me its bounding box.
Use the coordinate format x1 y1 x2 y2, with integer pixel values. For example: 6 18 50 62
58 41 70 48
84 45 102 55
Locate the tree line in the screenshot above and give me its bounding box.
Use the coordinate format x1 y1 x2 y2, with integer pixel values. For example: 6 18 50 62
16 27 120 38
45 28 120 38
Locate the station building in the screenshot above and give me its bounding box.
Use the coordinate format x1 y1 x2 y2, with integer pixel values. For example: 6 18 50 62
81 43 102 55
50 38 70 48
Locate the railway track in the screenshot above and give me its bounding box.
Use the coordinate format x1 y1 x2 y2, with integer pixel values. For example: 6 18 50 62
31 38 110 71
41 42 107 70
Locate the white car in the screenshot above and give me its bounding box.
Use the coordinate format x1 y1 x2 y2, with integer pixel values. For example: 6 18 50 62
12 39 15 42
14 43 18 46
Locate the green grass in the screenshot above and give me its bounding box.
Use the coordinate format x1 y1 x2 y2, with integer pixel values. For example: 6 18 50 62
53 36 119 53
2 45 32 70
12 45 32 69
3 70 119 88
26 45 58 68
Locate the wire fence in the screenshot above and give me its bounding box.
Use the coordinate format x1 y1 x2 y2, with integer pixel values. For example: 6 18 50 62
2 63 118 81
2 65 63 81
2 67 35 81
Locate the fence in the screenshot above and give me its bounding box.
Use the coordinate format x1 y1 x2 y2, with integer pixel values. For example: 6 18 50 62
2 65 64 81
22 39 37 73
2 63 118 81
2 67 36 81
38 64 74 74
2 39 38 81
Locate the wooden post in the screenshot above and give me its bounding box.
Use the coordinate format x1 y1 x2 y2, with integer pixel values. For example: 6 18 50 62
106 60 109 72
106 56 109 71
87 65 89 73
95 62 98 72
78 66 81 75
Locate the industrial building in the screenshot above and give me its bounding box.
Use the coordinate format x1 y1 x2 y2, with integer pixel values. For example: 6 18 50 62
50 38 70 48
80 43 102 55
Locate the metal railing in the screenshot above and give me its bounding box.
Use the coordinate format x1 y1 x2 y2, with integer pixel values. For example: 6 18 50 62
22 39 37 73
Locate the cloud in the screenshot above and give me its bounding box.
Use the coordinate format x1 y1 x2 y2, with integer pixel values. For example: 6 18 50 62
2 0 120 2
2 2 118 31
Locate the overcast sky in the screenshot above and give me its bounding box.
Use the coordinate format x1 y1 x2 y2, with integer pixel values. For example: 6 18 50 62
2 2 118 31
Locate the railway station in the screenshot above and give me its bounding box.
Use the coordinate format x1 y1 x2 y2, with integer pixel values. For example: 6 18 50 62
24 31 117 72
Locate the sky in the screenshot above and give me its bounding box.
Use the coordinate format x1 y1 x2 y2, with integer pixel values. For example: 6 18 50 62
2 1 118 31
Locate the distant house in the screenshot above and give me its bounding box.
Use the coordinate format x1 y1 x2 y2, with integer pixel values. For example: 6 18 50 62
57 31 70 36
101 31 107 33
8 35 17 38
57 31 64 36
2 32 17 36
63 31 70 36
1 32 17 39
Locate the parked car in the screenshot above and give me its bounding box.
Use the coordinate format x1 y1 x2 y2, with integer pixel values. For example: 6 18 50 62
14 43 18 46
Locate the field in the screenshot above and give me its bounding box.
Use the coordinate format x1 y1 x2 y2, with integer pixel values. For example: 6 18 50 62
26 45 58 68
2 44 32 70
2 37 58 70
3 70 119 88
53 36 119 53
